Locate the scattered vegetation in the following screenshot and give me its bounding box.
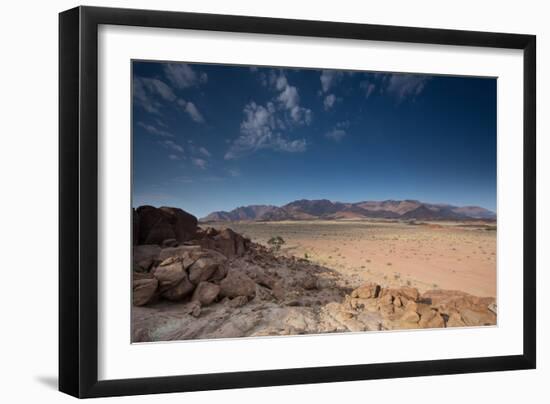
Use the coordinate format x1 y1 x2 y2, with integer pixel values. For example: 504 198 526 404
267 235 285 252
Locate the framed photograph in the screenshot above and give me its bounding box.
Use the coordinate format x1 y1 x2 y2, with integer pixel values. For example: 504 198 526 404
59 6 536 398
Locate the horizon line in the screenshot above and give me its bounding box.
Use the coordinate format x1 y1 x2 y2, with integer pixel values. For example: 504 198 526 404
132 197 496 217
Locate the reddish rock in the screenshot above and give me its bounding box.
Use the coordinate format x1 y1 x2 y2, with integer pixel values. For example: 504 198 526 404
446 312 466 327
460 308 496 326
351 283 380 299
400 310 420 324
380 286 419 303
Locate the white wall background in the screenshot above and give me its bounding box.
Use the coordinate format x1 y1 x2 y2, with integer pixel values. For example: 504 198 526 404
0 0 546 402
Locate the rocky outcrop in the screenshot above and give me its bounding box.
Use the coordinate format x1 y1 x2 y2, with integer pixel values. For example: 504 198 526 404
134 206 198 245
133 206 251 259
339 284 496 331
194 227 250 258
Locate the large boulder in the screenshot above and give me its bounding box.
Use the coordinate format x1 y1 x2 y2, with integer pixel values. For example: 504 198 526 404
152 262 195 301
158 245 202 263
421 289 496 326
133 244 161 272
191 281 220 305
188 257 221 285
351 283 381 299
133 278 158 306
186 249 228 284
379 286 419 304
153 262 186 290
196 227 249 258
219 268 256 299
135 206 198 245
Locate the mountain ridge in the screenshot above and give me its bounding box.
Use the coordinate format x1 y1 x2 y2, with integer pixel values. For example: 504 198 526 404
201 199 496 222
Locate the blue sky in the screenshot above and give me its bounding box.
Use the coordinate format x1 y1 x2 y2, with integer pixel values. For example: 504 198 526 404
132 61 496 218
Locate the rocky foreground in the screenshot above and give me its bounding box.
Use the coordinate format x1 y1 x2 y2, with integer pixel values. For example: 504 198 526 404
132 206 497 342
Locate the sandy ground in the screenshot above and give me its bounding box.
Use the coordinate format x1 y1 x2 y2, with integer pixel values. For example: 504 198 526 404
209 220 496 298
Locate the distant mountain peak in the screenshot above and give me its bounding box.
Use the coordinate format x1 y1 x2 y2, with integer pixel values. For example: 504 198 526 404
200 199 495 222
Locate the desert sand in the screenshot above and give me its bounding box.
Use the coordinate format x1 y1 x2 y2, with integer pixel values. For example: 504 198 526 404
210 220 496 298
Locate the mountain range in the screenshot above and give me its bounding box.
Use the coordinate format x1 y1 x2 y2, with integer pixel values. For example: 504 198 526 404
201 199 496 222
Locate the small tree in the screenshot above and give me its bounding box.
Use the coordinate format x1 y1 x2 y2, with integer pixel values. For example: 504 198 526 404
267 235 285 252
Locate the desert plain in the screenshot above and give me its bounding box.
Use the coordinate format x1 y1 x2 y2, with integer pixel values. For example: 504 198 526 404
210 220 496 298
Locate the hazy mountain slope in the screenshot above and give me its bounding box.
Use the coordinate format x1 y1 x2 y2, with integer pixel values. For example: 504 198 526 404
201 199 496 222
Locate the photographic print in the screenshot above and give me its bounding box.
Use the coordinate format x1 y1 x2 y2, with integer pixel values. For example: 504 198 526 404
131 61 497 343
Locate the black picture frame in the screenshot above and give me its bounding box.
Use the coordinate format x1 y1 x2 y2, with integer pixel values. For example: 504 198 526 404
59 5 536 398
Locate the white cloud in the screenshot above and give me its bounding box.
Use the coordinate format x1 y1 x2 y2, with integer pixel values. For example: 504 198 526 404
320 70 343 93
360 73 429 103
273 73 312 125
135 77 176 103
159 139 184 153
225 101 307 160
198 147 211 157
168 154 180 161
275 74 288 91
360 81 377 98
155 118 168 128
163 63 207 89
137 122 174 137
336 120 350 128
323 94 337 110
325 129 347 142
227 168 241 177
173 176 194 183
325 121 350 142
178 99 205 123
133 76 178 114
225 72 312 159
191 157 208 169
385 74 428 102
278 85 299 109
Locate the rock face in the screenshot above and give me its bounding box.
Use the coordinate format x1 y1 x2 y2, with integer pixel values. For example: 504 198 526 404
133 206 251 259
195 227 250 258
134 205 198 245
